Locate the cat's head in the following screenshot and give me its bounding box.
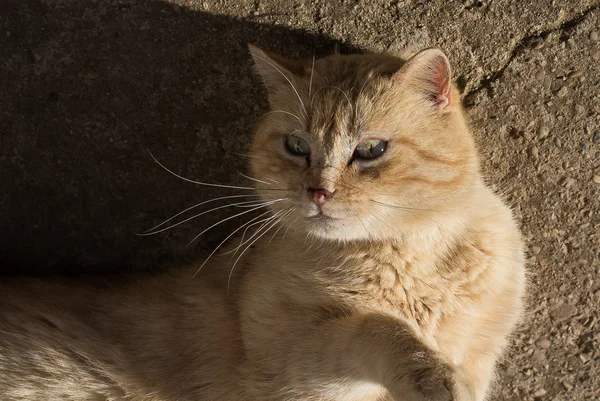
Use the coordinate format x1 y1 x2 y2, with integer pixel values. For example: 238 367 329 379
248 45 481 242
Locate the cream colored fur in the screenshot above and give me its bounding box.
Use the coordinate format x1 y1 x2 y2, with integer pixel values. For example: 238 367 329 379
0 46 526 401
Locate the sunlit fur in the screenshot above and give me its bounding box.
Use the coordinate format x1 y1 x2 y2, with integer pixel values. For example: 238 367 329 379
0 47 525 401
250 52 479 243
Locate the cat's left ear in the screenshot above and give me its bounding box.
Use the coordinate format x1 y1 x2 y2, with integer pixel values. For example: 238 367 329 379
248 44 304 91
393 47 452 109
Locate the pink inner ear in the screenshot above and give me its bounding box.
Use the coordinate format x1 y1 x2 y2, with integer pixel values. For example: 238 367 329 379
431 57 451 108
394 50 453 109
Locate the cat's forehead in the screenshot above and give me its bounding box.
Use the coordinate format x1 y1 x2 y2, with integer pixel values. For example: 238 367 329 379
303 55 404 142
307 89 355 137
311 54 405 90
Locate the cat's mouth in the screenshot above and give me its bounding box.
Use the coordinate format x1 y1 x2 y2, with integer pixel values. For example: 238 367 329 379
302 213 352 240
307 210 342 221
313 214 340 221
301 204 353 236
298 205 370 240
307 212 347 228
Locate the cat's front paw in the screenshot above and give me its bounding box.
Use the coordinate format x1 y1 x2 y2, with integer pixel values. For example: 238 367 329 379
393 363 474 401
410 364 454 401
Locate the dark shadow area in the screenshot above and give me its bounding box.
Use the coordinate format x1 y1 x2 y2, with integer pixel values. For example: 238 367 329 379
0 0 361 274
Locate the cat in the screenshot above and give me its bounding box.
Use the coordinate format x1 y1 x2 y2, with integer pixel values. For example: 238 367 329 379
0 44 526 401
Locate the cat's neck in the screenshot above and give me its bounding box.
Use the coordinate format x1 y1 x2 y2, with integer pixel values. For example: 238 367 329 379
278 216 465 274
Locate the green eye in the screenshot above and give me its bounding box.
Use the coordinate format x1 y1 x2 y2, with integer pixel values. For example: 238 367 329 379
354 139 387 160
285 135 311 156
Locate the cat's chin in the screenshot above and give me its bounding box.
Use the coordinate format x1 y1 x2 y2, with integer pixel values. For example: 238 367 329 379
302 215 369 242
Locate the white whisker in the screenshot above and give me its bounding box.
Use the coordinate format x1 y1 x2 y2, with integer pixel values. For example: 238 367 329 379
304 233 318 253
230 200 283 208
141 194 262 233
227 210 285 297
237 171 277 185
268 208 294 245
321 86 353 110
371 209 401 237
148 150 255 190
263 110 304 124
310 85 327 108
371 200 445 227
186 199 288 246
371 199 451 212
139 199 280 236
357 216 370 238
223 209 285 257
286 129 303 137
234 207 293 253
221 147 261 160
282 214 298 242
251 54 308 119
308 54 315 99
191 210 273 278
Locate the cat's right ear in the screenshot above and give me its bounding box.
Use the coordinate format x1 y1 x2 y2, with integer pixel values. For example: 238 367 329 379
248 44 304 91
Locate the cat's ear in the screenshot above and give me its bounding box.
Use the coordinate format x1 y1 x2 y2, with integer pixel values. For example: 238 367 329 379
248 44 304 91
393 47 452 109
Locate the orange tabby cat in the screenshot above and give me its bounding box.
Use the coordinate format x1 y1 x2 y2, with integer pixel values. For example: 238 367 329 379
0 45 526 401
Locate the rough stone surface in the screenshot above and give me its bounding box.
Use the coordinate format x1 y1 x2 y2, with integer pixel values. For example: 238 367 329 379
1 0 600 400
550 304 579 322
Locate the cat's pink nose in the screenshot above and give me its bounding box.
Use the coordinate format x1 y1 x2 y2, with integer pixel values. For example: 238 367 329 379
308 188 334 207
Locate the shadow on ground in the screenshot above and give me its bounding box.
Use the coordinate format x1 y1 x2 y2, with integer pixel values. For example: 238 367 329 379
0 0 360 274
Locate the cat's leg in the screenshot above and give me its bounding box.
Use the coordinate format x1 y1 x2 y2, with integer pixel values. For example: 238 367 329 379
450 279 524 401
454 355 497 401
243 312 472 401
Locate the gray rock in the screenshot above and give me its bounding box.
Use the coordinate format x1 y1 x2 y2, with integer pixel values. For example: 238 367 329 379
535 338 551 349
530 146 540 160
550 304 578 321
557 86 569 98
563 177 576 188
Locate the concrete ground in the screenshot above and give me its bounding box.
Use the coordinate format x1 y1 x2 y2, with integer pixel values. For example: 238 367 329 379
1 0 599 399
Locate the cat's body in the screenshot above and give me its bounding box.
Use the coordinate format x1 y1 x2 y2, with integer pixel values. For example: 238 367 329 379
0 47 526 401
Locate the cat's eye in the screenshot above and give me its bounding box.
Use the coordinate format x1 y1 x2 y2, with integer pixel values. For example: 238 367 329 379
354 139 387 160
285 135 311 156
